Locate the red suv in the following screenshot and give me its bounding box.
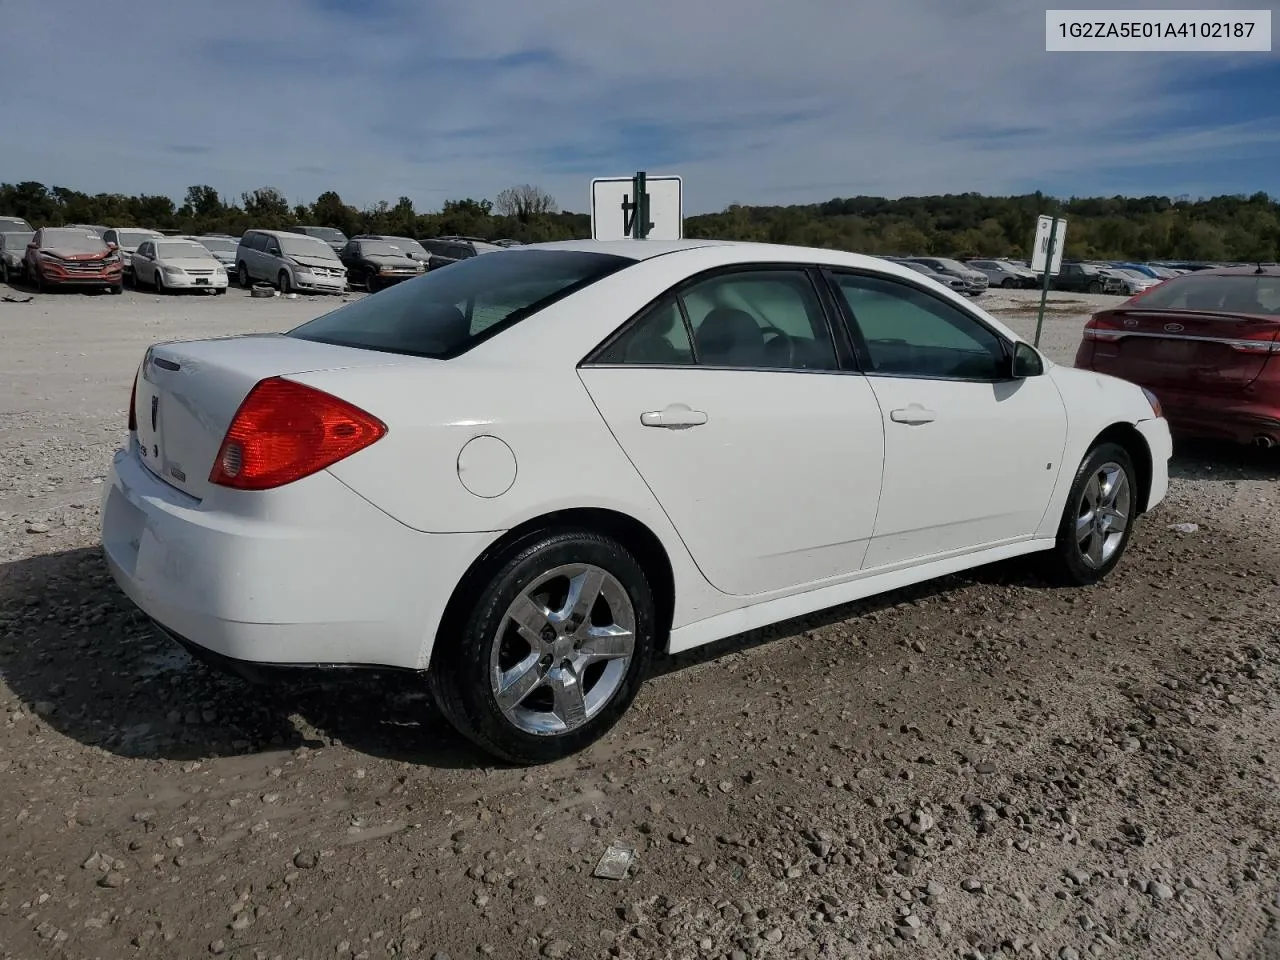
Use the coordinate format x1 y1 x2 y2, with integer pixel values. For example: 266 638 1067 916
24 227 124 294
1074 265 1280 448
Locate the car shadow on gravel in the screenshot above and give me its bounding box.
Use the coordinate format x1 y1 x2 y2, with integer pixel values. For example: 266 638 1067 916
1170 440 1279 481
0 547 486 770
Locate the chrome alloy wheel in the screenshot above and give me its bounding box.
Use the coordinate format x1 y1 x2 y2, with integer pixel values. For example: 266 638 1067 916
1075 461 1131 569
489 563 636 735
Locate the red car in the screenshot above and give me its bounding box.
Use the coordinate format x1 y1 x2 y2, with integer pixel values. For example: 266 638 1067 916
24 226 124 294
1075 265 1280 448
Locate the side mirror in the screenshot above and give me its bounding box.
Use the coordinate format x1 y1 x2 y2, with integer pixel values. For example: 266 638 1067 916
1011 341 1044 378
107 241 118 250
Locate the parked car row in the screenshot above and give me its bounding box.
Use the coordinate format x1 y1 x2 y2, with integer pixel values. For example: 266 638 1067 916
0 218 514 295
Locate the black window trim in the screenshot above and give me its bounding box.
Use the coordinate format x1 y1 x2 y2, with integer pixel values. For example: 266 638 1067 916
580 261 860 375
819 266 1022 385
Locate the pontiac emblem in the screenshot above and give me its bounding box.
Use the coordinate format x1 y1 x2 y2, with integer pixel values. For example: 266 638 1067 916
1164 322 1184 333
150 395 159 431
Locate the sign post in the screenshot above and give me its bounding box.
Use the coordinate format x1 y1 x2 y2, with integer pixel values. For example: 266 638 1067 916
591 174 683 241
1031 214 1067 347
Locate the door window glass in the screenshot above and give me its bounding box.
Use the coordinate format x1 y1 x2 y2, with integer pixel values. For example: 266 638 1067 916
680 270 838 369
834 273 1006 380
596 299 695 364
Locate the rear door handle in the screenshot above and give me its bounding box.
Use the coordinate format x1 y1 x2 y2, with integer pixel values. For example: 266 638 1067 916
640 405 708 429
889 405 936 425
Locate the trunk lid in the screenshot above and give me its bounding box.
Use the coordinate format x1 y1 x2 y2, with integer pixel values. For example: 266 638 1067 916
1084 308 1280 396
131 334 418 500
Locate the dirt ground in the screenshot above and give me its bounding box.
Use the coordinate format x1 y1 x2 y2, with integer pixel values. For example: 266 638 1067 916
1 282 1278 960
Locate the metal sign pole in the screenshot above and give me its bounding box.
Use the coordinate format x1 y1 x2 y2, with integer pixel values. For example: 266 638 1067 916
633 171 649 239
1033 217 1059 348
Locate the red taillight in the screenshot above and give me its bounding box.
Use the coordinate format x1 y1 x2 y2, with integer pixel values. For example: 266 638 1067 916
128 368 139 431
209 377 387 491
1081 313 1124 342
1224 331 1280 355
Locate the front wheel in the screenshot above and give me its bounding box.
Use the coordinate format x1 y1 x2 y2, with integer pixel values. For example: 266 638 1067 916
430 530 656 765
278 270 292 294
1002 277 1018 288
1044 442 1138 586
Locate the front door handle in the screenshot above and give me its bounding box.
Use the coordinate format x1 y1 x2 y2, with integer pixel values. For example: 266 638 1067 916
889 405 937 425
640 404 708 429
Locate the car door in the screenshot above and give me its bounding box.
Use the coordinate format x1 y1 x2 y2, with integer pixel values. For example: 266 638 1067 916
824 269 1068 569
133 241 154 284
578 265 887 598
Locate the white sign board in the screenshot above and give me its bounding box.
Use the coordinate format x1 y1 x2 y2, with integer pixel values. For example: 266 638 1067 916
1031 215 1067 275
591 176 683 241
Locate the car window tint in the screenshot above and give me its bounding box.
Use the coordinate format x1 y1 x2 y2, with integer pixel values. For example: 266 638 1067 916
834 273 1006 380
596 299 694 365
288 250 631 359
677 270 838 370
1134 273 1280 314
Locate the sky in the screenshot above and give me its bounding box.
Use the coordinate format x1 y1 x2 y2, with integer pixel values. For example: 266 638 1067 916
1 0 1278 215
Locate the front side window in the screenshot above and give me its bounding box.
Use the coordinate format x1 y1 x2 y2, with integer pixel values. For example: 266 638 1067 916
832 273 1007 380
288 249 632 359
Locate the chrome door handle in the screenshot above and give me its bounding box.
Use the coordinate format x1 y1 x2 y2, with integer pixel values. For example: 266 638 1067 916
889 405 937 425
640 405 708 429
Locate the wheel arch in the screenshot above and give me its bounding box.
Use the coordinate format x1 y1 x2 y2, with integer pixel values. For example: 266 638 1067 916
426 507 676 670
1090 421 1154 513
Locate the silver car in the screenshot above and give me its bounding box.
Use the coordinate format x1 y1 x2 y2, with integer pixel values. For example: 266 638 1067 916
103 227 165 281
882 257 971 295
235 229 347 294
966 258 1037 289
902 256 989 296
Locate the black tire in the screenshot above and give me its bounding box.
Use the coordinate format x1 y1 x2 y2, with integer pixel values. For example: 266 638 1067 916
0 261 9 285
1088 281 1103 294
1002 277 1018 288
110 282 123 295
155 271 166 295
429 529 656 765
1044 441 1138 586
237 263 250 288
215 287 227 295
367 270 380 293
278 270 291 294
33 269 45 293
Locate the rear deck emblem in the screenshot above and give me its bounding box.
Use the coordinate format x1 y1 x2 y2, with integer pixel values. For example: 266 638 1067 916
1164 322 1184 333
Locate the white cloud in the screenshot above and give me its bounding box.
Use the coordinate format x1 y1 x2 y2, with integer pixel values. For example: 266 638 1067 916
0 0 1274 214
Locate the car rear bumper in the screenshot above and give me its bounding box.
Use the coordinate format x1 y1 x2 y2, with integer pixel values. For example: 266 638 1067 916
100 441 498 671
1134 385 1280 446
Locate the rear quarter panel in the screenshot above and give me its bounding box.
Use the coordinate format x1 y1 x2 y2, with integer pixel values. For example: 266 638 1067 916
288 362 730 630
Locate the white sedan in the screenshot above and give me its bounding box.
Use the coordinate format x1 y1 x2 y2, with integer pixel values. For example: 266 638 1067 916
131 238 229 294
100 239 1171 764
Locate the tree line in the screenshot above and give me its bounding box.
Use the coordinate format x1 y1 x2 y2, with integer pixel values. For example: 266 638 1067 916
2 180 1277 262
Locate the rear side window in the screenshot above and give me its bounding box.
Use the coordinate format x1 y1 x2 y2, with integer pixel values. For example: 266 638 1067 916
287 250 633 359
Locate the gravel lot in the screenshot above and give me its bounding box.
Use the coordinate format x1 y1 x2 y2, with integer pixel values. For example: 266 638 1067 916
1 282 1278 960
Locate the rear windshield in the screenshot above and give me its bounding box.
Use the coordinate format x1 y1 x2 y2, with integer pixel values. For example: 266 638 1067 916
1132 273 1280 315
287 249 633 358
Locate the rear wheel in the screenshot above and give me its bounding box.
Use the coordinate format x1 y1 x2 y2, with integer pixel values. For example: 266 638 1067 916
1002 276 1018 288
1044 442 1137 586
430 530 656 765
